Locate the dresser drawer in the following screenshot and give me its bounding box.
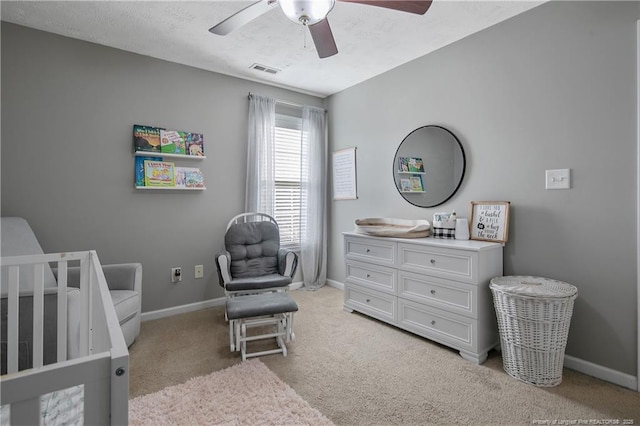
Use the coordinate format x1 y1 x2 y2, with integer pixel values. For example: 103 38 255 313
345 260 397 294
344 283 397 324
398 298 475 352
398 243 477 284
398 271 476 318
345 236 396 267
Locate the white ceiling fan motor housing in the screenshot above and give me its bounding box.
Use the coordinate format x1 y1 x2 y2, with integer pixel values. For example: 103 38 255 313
279 0 336 26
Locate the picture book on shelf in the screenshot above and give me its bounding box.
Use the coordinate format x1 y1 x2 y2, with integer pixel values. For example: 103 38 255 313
409 175 424 192
135 156 162 187
399 157 424 173
185 133 205 156
183 167 205 188
400 178 411 192
160 129 187 155
134 125 162 153
174 167 187 189
144 160 175 187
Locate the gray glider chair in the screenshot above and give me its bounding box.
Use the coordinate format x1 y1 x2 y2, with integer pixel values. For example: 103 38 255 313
1 217 142 348
215 213 298 297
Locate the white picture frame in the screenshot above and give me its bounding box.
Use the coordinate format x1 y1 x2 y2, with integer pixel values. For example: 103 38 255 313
470 201 511 243
332 147 358 200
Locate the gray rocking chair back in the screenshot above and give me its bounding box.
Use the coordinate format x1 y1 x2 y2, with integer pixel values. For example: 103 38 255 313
216 213 298 294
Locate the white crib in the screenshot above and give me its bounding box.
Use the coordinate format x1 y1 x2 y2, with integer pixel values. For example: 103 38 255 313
1 251 129 425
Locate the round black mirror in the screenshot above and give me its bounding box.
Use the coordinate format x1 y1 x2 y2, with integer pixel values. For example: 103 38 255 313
393 125 466 208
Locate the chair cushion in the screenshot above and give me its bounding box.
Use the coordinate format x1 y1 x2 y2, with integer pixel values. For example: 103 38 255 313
110 290 140 325
226 292 298 320
225 274 292 292
225 222 280 279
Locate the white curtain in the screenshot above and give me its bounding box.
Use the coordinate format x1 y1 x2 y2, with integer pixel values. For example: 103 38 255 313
300 106 328 290
245 94 277 215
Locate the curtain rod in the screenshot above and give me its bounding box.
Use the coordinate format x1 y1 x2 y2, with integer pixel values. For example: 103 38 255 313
248 92 326 112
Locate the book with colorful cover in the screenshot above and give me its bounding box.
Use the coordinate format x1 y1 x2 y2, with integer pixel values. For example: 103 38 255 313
399 157 424 173
135 156 162 187
144 160 175 187
174 166 187 189
160 129 187 155
185 133 205 157
134 125 162 153
184 167 205 188
409 175 424 192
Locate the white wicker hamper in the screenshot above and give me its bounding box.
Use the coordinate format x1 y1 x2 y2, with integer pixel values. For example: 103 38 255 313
490 276 578 387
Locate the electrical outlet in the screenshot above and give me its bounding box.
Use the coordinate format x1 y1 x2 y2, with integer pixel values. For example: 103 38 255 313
171 267 182 283
195 265 204 279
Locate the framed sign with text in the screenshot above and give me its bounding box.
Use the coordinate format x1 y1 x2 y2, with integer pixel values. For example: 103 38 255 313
332 147 358 200
470 201 511 243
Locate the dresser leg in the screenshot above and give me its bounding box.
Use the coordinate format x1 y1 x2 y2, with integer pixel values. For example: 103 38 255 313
459 350 488 365
343 306 354 313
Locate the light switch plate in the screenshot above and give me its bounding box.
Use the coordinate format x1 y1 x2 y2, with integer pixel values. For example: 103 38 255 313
545 169 571 190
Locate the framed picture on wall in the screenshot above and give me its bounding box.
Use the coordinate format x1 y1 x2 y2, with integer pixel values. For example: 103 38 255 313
332 147 358 200
470 201 511 243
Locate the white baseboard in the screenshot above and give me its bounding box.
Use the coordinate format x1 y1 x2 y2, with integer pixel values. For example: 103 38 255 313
326 279 344 290
141 297 225 322
564 355 638 391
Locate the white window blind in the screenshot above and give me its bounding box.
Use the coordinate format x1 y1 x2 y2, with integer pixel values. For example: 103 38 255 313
274 113 302 248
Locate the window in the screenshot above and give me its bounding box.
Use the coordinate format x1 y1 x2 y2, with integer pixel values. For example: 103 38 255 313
274 113 302 248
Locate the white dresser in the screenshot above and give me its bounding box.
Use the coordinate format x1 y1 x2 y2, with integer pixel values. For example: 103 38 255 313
343 231 503 364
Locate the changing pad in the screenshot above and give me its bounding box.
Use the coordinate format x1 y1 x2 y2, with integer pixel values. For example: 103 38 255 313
354 218 431 238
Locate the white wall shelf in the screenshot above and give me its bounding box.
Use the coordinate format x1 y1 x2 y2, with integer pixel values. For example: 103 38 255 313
135 186 205 191
134 151 206 160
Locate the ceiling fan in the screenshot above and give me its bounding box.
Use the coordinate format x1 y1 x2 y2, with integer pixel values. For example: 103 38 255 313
209 0 433 59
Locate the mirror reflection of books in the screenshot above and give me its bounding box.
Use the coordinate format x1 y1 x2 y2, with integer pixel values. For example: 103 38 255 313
399 156 425 173
410 176 424 192
400 178 411 192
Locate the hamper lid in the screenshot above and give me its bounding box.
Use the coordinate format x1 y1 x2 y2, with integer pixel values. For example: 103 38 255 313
490 275 577 298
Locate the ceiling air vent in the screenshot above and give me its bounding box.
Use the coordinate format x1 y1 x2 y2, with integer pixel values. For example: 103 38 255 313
250 63 280 75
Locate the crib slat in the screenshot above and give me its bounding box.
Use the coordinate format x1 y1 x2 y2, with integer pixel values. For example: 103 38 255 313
57 260 68 362
7 266 20 374
79 256 90 356
32 263 45 369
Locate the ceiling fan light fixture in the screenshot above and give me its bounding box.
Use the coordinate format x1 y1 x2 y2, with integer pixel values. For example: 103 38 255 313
279 0 335 26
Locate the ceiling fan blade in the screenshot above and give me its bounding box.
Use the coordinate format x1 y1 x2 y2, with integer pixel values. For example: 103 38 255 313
209 0 276 35
308 19 338 59
339 0 432 15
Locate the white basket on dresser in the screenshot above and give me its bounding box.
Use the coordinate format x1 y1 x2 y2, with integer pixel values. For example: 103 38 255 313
343 231 503 364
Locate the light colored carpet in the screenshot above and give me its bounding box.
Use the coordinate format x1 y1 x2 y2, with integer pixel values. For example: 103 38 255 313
130 286 640 425
129 358 334 425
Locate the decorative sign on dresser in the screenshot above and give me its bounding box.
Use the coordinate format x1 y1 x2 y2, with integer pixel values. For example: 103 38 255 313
343 232 503 364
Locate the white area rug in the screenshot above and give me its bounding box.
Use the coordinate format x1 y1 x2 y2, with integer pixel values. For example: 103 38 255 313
129 359 334 425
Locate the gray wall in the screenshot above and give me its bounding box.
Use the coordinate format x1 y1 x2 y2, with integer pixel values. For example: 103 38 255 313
0 23 323 312
327 1 639 375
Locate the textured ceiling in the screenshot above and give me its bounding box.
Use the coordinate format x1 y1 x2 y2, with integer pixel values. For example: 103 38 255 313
1 1 544 97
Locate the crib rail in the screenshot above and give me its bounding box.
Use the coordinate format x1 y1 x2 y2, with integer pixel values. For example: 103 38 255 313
0 250 129 425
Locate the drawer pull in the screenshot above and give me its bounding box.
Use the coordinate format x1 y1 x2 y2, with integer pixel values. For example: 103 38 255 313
431 320 436 326
430 259 436 264
366 274 371 278
430 289 436 295
366 299 371 303
366 248 371 253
